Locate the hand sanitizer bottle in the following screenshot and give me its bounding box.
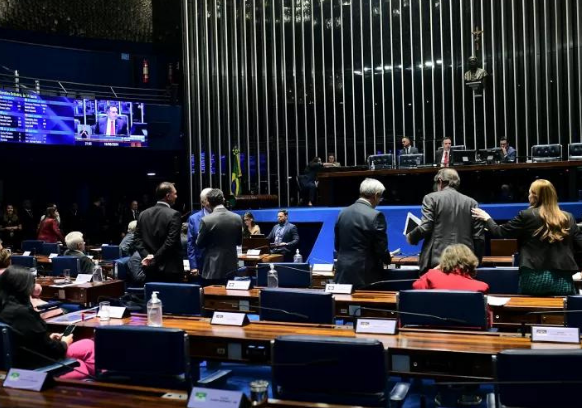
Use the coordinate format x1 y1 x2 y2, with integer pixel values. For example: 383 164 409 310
147 291 163 327
267 263 279 288
293 249 303 263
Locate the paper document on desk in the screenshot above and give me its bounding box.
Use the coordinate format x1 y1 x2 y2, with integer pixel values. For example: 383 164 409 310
404 212 421 235
312 264 334 276
487 296 511 306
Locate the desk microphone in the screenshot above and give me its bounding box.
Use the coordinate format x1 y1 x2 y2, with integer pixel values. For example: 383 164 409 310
519 309 582 338
361 279 418 290
350 306 469 325
213 301 309 320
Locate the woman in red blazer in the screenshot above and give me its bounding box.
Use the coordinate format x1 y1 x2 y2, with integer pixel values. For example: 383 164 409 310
37 207 64 243
413 243 489 293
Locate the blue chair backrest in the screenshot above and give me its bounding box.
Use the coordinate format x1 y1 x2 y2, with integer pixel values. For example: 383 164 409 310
260 288 334 324
495 349 582 408
11 255 36 268
145 283 203 316
565 295 582 331
21 240 44 254
272 335 386 407
115 257 131 281
51 256 81 277
94 326 191 387
475 267 519 294
398 290 488 330
364 268 419 291
0 323 13 371
41 243 61 256
102 245 121 261
257 263 311 288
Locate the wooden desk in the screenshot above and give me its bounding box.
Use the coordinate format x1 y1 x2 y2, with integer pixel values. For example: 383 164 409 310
34 255 115 277
37 277 125 306
238 253 284 270
392 255 514 267
490 296 565 327
47 314 580 380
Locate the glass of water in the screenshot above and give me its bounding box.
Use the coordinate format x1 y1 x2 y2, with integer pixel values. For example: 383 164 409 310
63 269 71 283
99 301 111 321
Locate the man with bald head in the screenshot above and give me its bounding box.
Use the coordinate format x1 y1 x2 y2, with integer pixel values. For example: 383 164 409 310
187 188 213 276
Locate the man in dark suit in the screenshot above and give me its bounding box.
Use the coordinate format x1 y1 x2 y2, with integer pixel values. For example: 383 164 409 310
134 182 183 282
334 178 392 288
63 231 94 275
434 137 452 167
400 137 419 155
93 105 127 136
195 189 242 285
267 209 300 261
407 168 484 273
121 201 140 231
500 137 516 163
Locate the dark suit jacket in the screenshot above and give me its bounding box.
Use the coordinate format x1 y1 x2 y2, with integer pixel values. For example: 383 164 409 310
133 202 183 280
334 199 391 288
196 206 243 280
63 249 94 275
486 208 582 271
94 117 128 135
434 148 451 166
408 187 484 273
267 222 300 261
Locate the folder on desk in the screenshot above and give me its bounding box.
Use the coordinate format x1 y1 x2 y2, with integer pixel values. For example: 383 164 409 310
404 212 421 235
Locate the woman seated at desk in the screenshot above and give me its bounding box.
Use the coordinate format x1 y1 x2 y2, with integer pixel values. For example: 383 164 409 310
242 212 261 238
0 265 95 379
413 244 489 293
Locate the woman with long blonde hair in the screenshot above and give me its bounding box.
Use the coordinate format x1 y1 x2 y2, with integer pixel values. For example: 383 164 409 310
472 179 582 295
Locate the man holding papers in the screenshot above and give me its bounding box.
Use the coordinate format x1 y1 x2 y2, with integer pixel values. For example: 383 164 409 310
406 168 484 273
334 178 391 288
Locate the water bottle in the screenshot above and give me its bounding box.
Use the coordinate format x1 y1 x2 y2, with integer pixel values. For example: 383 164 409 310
92 263 103 282
267 263 279 288
370 161 376 171
293 249 303 263
113 262 119 279
147 291 163 327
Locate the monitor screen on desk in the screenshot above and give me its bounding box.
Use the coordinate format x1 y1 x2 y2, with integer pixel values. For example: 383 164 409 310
451 149 477 165
477 148 503 164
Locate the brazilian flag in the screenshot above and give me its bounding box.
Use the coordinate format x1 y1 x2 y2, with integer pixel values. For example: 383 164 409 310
231 146 242 196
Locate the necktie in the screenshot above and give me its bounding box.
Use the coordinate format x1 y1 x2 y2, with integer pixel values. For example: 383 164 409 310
444 151 449 167
109 120 115 135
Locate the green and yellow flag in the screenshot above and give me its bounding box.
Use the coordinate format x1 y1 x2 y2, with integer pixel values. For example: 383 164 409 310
231 146 242 197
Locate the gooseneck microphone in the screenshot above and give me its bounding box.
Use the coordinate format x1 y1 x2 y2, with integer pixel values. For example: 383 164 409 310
212 301 309 320
350 306 469 325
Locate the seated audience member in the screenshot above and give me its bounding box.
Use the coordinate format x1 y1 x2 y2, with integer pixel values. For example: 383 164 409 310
473 179 582 296
301 157 324 206
323 153 341 167
413 244 489 293
0 265 95 379
127 251 146 287
267 209 299 261
242 212 261 238
499 137 516 163
0 248 10 274
119 220 137 257
63 232 94 275
0 204 22 249
37 207 64 243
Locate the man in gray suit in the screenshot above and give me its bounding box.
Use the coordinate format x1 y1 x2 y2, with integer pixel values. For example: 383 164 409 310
196 189 243 285
334 178 392 288
400 137 419 155
406 168 484 273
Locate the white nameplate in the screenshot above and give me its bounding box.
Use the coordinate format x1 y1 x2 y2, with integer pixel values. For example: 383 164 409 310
355 318 398 335
325 283 353 294
75 274 93 284
211 311 249 326
3 368 47 391
226 280 251 290
22 251 31 256
98 306 127 319
188 387 245 408
48 253 59 259
246 249 261 256
531 326 580 344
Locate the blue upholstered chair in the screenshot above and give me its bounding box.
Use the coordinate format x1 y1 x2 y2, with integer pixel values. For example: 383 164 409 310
259 288 334 324
94 326 193 389
363 268 420 291
492 349 582 408
257 263 311 288
51 256 80 277
144 283 203 316
0 322 78 375
565 295 582 331
101 245 121 261
10 255 37 269
41 242 61 256
475 267 519 294
398 290 489 330
21 240 44 254
272 335 387 407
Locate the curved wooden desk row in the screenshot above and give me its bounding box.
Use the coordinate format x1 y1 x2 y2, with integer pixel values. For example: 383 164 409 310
47 313 580 380
202 286 567 327
392 255 514 267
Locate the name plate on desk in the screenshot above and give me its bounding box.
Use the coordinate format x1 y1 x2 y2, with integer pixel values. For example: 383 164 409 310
211 311 249 326
325 284 353 294
188 387 245 408
531 326 580 344
98 306 128 319
22 251 31 256
246 249 261 256
226 280 251 290
356 318 398 335
48 253 59 259
3 369 47 391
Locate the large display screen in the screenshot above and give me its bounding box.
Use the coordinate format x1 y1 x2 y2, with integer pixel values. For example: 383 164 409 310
0 90 148 148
